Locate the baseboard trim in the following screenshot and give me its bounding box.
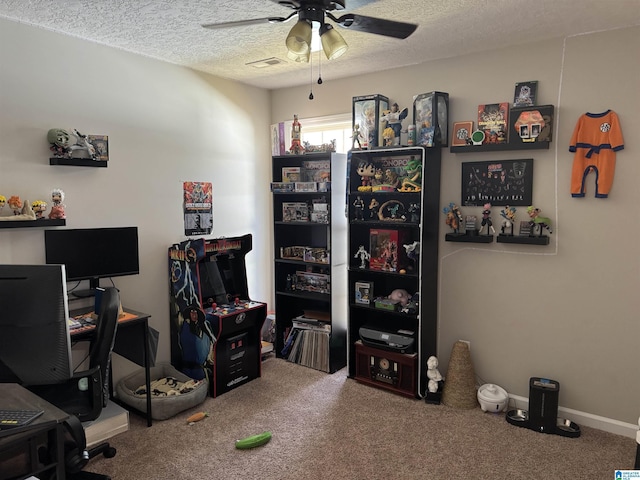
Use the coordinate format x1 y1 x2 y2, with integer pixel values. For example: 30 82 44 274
508 394 638 439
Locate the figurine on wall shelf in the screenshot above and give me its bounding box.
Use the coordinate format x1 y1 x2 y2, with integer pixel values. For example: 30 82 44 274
351 124 363 150
47 128 98 160
479 203 495 235
527 206 552 236
403 241 420 273
48 188 66 219
8 196 22 216
289 114 304 155
499 206 517 236
354 245 370 269
380 103 408 146
408 203 420 223
0 195 5 215
32 200 48 219
443 202 464 234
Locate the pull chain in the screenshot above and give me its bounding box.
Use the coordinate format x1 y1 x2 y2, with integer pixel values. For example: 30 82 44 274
308 50 314 100
317 50 323 85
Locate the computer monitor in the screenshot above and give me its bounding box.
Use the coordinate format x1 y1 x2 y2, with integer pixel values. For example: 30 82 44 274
44 226 140 297
0 264 72 385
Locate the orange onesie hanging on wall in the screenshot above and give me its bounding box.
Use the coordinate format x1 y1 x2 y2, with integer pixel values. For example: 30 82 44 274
569 110 624 198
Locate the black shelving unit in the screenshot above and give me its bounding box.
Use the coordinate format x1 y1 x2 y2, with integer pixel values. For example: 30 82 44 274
347 146 441 398
271 152 347 373
0 219 65 229
50 157 107 167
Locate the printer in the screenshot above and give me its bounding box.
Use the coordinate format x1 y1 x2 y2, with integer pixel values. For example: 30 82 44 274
359 325 415 354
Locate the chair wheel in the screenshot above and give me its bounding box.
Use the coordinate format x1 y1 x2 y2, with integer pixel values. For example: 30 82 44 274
104 447 117 458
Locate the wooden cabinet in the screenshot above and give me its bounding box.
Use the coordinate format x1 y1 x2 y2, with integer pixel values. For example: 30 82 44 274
347 146 441 397
271 152 347 373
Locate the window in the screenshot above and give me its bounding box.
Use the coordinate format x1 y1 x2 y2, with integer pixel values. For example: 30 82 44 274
300 113 351 153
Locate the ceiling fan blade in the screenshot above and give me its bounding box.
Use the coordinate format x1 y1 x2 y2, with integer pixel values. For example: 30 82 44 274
331 13 417 39
202 15 293 30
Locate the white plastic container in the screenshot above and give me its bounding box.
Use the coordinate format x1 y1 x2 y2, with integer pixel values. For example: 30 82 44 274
477 383 509 413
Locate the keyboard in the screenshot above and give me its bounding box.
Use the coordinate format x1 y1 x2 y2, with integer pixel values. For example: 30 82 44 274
0 409 44 430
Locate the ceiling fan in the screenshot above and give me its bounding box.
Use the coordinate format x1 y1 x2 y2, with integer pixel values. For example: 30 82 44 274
202 0 418 61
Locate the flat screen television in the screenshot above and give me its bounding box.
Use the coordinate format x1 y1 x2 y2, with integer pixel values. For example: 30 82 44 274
45 226 140 297
0 264 72 385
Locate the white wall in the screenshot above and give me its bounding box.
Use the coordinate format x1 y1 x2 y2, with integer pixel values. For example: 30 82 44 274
272 27 640 425
0 18 273 380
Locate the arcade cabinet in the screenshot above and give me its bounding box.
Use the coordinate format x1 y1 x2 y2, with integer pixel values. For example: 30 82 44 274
168 234 267 397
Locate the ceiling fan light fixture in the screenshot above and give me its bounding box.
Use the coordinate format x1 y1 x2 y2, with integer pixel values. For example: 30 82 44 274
319 23 348 60
287 49 310 63
286 19 312 55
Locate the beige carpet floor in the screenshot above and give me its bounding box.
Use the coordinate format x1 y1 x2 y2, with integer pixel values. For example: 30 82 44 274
86 357 636 479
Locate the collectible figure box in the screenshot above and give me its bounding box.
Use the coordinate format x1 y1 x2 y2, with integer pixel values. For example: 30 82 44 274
478 102 509 144
413 91 449 147
353 94 389 149
369 228 399 272
508 105 554 146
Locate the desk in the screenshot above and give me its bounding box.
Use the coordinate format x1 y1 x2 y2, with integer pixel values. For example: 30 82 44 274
70 308 154 427
0 383 69 480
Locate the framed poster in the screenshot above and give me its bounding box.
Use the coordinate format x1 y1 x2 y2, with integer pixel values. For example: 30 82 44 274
183 181 213 236
461 159 533 207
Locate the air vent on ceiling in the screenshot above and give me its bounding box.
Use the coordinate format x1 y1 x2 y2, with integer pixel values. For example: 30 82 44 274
245 57 285 68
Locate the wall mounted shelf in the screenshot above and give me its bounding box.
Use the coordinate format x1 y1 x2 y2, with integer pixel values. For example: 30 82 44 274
445 233 494 243
496 234 550 245
50 158 107 167
0 219 66 229
450 142 550 153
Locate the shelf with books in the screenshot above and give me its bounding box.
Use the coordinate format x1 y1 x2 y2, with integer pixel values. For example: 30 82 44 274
347 146 441 398
271 152 347 374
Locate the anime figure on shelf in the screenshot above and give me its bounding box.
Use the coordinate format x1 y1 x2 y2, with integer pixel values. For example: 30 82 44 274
351 123 363 150
443 202 463 234
353 195 365 221
354 245 370 269
48 188 66 219
527 206 553 236
289 114 304 155
403 241 420 272
427 356 443 394
0 195 6 215
408 202 420 223
368 198 380 220
382 126 395 147
399 156 422 191
479 203 495 235
380 103 409 146
47 128 98 160
499 206 517 235
356 161 376 191
32 200 48 219
8 196 22 215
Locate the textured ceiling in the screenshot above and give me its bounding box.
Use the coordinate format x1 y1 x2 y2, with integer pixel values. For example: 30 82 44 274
1 0 639 90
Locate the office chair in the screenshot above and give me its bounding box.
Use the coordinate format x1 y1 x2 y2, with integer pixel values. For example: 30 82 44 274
31 287 121 478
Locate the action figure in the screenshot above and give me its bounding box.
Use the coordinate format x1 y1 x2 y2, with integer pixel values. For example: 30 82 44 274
48 188 66 219
380 103 408 146
0 195 5 215
527 206 553 236
8 196 22 216
289 114 304 155
353 195 365 221
499 206 517 235
443 202 463 234
351 124 363 150
479 202 495 235
399 156 422 192
368 198 380 219
354 245 370 269
356 161 376 191
32 200 47 219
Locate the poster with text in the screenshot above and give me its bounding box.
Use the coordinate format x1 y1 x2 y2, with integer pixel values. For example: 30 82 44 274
183 181 213 236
